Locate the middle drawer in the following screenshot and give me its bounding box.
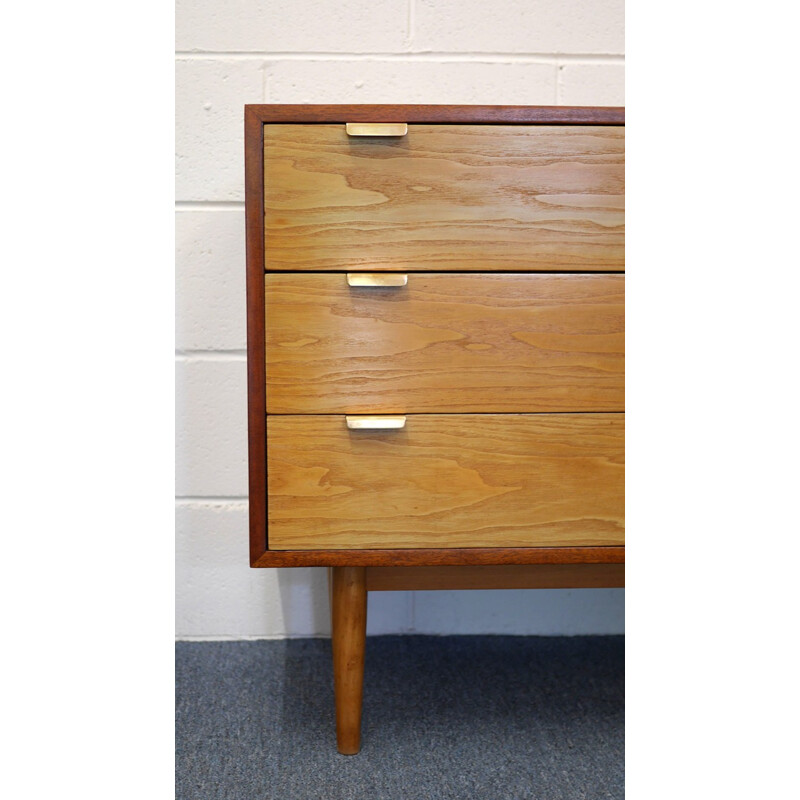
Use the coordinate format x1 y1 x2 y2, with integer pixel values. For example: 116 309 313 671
266 272 624 414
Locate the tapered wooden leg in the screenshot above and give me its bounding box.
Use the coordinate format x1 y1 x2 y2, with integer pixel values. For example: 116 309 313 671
330 566 367 755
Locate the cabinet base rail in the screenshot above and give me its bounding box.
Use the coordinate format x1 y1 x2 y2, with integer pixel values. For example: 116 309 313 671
328 563 624 754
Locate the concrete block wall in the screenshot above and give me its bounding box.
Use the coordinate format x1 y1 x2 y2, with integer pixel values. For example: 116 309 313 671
176 0 625 639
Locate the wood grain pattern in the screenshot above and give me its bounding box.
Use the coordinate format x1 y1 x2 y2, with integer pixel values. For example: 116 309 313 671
365 564 624 591
247 104 625 125
267 414 624 550
264 124 624 272
244 106 268 564
252 545 624 568
265 273 624 413
331 566 367 754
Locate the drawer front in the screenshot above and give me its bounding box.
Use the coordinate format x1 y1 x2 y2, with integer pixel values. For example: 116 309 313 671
266 273 624 414
267 414 624 550
264 124 624 272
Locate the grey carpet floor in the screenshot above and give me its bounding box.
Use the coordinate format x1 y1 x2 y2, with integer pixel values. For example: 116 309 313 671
176 636 623 800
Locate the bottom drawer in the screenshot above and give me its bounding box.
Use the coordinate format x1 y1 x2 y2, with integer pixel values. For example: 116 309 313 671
267 414 624 551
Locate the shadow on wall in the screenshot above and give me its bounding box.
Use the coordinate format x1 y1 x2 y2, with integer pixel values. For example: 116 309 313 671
276 567 416 637
274 566 624 637
276 567 331 637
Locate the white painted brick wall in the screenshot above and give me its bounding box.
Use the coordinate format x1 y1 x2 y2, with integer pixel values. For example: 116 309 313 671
264 60 558 104
558 61 626 106
175 358 248 497
176 0 624 640
176 1 410 53
176 59 265 201
413 0 624 54
176 210 247 351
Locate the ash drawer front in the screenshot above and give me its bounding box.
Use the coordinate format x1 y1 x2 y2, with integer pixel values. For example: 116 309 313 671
264 124 624 272
267 414 624 551
266 273 624 414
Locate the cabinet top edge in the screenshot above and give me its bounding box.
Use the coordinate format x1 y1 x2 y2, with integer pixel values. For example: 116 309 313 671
245 104 625 125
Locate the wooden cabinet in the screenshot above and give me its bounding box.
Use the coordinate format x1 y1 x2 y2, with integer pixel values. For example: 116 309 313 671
245 105 624 754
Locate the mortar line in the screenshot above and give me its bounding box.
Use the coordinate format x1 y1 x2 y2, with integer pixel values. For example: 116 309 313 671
176 350 247 360
176 201 245 210
175 51 624 64
176 497 249 503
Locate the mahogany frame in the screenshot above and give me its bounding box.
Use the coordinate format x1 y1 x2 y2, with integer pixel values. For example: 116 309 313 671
245 104 625 568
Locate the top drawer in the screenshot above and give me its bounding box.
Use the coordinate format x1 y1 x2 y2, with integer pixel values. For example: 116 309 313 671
264 124 624 272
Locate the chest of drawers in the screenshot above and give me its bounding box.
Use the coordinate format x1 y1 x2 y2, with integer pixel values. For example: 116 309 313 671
245 105 624 753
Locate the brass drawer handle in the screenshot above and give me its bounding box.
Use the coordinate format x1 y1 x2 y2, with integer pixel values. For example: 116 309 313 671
345 122 408 137
347 273 408 288
346 415 407 430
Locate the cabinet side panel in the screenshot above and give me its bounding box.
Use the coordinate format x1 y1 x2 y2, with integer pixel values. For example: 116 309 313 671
245 108 267 562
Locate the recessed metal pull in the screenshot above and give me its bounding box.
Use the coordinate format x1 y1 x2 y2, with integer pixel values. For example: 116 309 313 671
346 415 407 430
346 122 408 137
347 273 408 287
